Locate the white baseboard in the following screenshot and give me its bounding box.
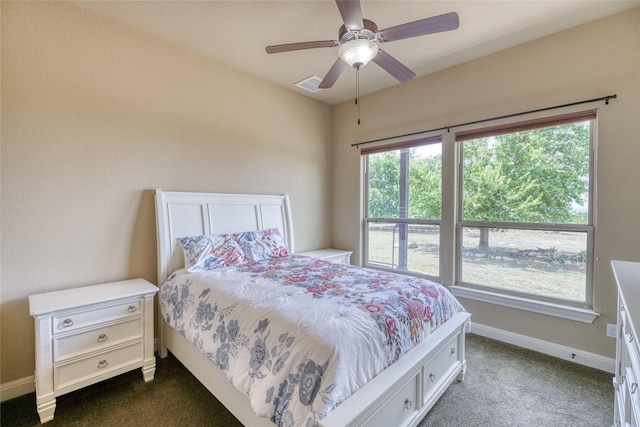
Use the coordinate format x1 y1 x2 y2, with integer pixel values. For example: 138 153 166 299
470 322 615 373
1 375 35 402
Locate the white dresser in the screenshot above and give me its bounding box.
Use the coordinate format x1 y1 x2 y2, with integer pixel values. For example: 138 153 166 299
29 278 157 423
612 260 640 427
298 248 353 264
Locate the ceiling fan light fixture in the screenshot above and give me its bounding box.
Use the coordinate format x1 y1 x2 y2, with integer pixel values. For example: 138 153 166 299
338 39 378 68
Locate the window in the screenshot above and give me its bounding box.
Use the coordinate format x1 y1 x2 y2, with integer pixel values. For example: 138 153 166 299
363 136 442 279
456 111 595 305
362 109 597 314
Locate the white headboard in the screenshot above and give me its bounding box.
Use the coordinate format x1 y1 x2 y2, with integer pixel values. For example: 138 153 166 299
154 189 294 284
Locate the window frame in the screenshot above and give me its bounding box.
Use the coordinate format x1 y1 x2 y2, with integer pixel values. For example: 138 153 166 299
454 114 596 309
360 109 599 323
362 136 443 281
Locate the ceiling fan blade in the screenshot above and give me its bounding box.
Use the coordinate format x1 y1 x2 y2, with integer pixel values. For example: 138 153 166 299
266 40 339 54
336 0 364 30
372 49 416 83
378 12 459 42
319 59 348 89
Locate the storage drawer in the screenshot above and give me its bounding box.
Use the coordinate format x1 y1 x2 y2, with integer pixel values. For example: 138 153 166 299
630 396 639 427
53 299 142 333
614 386 627 427
625 334 640 383
627 365 640 427
53 317 143 362
54 341 143 391
363 374 419 427
422 336 458 402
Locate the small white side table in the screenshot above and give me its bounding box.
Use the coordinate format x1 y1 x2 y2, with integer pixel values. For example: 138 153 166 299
29 278 157 423
298 248 353 264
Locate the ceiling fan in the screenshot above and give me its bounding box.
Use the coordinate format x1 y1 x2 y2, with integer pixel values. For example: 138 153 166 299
265 0 460 89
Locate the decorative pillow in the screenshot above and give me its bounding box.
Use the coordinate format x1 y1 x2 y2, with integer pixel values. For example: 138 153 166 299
234 228 289 261
177 234 246 271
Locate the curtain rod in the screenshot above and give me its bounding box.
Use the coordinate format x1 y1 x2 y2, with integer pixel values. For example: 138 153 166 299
351 94 617 148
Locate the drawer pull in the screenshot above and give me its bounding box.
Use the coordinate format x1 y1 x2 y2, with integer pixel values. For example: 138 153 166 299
629 333 635 343
127 305 137 313
97 334 108 343
450 347 456 354
403 398 412 410
62 319 74 328
429 373 436 382
632 383 638 394
98 360 108 369
620 375 626 385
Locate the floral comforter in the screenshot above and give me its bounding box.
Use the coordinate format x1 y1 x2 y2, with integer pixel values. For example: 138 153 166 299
160 255 464 427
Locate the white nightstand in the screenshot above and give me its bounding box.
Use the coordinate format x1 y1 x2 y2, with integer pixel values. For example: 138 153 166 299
29 278 158 423
298 248 353 264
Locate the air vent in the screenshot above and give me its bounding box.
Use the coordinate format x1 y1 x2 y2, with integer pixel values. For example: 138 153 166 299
294 76 323 93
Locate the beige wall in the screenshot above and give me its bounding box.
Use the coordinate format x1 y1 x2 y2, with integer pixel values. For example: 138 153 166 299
333 7 640 359
2 1 638 391
0 2 333 384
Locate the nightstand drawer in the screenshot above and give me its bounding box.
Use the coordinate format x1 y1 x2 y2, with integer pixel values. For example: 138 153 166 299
323 254 351 264
298 249 352 264
53 317 143 362
53 299 142 333
54 341 143 391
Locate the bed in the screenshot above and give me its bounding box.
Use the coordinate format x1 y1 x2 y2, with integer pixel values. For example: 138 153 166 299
154 189 470 427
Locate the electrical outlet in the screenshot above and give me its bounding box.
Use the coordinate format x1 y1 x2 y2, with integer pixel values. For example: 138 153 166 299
606 323 618 338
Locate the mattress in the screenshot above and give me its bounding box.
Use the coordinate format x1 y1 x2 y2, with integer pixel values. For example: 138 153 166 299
160 254 465 427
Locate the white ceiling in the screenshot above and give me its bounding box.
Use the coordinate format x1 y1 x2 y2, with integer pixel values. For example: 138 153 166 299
72 1 639 106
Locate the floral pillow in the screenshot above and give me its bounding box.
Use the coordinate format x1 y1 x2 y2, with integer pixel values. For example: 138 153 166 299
177 234 246 272
234 228 289 261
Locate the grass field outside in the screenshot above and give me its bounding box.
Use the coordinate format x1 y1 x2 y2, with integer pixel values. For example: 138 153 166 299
367 226 587 301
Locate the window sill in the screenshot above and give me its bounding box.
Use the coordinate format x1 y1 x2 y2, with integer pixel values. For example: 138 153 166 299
449 286 599 324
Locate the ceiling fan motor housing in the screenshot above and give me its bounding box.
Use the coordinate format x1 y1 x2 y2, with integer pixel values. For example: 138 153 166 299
338 19 379 43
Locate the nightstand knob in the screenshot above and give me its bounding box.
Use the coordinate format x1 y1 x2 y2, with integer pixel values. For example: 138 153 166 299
62 318 74 328
127 305 137 313
629 333 635 343
98 360 108 369
97 334 108 343
429 373 436 382
632 383 638 394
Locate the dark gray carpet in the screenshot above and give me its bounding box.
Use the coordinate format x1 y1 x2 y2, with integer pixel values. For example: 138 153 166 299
1 334 613 426
419 335 613 427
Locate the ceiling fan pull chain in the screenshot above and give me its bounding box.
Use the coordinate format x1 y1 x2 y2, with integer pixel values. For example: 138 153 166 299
356 66 361 125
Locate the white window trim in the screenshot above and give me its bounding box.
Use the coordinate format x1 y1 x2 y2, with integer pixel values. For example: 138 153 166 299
449 285 599 323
